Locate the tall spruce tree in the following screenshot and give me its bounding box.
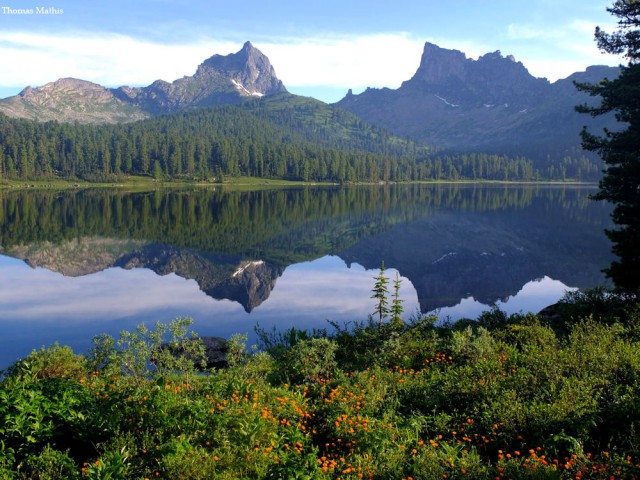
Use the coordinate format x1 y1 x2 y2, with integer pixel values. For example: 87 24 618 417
575 0 640 298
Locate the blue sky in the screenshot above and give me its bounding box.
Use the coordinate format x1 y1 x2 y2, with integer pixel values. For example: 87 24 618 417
0 0 623 102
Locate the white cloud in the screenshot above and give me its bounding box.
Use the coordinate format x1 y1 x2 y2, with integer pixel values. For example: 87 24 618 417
0 25 624 100
504 18 622 80
523 58 609 81
506 18 613 42
259 33 425 89
257 255 419 316
0 30 238 88
433 276 574 322
0 29 428 94
0 264 213 321
507 23 554 41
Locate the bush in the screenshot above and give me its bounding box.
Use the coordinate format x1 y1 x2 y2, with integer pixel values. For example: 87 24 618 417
5 344 86 381
1 306 640 478
19 445 79 480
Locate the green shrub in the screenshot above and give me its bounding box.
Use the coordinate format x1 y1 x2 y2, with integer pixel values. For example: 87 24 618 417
6 344 86 381
2 300 640 479
19 445 79 480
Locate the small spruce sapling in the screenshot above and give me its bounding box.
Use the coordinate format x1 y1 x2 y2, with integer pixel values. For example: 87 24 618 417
390 271 405 329
371 261 390 327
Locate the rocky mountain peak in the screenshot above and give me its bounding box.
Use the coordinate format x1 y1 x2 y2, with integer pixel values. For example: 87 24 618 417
18 78 109 100
113 41 287 114
336 40 619 155
408 42 469 85
400 41 547 107
198 41 287 98
0 41 288 122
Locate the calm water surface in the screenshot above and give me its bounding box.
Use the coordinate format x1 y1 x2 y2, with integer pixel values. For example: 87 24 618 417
0 184 613 369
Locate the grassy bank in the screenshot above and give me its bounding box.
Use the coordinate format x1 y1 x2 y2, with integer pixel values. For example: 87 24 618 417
0 175 595 192
0 175 334 192
1 291 640 479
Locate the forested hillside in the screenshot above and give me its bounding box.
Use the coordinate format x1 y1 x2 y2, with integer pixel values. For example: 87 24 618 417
0 94 602 183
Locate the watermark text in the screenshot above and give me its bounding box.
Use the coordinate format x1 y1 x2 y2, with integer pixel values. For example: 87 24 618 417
1 6 64 14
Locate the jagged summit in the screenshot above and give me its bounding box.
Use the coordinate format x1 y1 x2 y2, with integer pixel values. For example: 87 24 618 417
336 40 619 155
402 42 547 106
0 41 287 122
198 41 287 99
407 42 468 85
5 238 283 313
113 41 286 115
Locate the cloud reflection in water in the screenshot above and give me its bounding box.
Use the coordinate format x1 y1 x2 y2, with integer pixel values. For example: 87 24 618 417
0 254 572 369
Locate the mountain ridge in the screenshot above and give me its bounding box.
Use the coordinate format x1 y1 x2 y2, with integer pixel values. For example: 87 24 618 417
336 42 619 162
2 237 282 313
0 78 149 124
0 40 621 178
0 41 287 123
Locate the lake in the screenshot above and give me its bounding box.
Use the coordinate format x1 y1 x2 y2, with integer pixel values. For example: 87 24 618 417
0 184 613 369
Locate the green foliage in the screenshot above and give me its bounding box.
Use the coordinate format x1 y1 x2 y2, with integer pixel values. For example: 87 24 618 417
0 93 578 184
276 337 338 386
371 261 390 326
3 305 640 478
5 344 86 381
81 446 130 480
224 333 250 368
90 317 206 382
555 287 628 326
575 1 640 297
19 445 79 480
390 271 405 329
255 324 328 358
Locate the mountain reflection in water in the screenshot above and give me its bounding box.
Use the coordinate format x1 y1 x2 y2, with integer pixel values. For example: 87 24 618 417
0 184 613 368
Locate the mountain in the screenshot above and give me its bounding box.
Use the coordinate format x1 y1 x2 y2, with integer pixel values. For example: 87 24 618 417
116 244 284 313
2 237 283 313
336 42 619 161
0 78 149 124
338 199 613 312
113 41 287 115
0 42 287 123
0 185 613 315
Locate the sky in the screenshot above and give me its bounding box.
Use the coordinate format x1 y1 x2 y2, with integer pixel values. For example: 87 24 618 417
0 0 625 103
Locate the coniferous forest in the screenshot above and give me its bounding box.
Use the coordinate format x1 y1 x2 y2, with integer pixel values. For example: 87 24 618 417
0 95 602 183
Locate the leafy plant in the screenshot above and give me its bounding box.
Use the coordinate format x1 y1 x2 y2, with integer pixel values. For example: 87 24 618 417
90 317 206 383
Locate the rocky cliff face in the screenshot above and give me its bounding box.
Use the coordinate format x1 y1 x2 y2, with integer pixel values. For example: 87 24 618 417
113 41 287 115
337 42 618 158
403 43 549 106
4 237 147 276
116 246 284 313
0 42 287 122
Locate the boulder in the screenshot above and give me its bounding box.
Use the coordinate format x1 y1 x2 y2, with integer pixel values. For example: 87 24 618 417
200 336 229 369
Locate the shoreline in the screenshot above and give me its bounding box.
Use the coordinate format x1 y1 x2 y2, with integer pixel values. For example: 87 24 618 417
0 176 599 191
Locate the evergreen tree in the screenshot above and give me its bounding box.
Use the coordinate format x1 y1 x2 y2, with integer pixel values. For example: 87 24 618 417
371 262 390 327
153 160 163 180
575 1 640 297
390 272 405 329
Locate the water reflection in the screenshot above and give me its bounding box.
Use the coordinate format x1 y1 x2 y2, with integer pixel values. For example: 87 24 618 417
0 254 418 367
433 276 576 320
0 184 613 368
